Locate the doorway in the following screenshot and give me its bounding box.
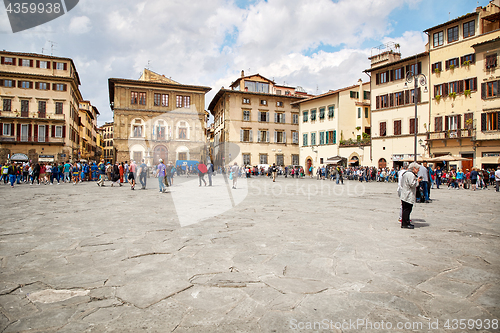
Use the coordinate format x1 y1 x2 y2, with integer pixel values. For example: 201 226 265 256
306 158 312 174
153 145 168 165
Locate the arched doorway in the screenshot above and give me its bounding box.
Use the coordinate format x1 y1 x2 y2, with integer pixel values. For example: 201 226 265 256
306 158 312 174
349 155 359 167
378 158 387 169
153 145 168 165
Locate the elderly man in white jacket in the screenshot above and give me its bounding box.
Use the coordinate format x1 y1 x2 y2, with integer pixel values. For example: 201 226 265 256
399 162 421 229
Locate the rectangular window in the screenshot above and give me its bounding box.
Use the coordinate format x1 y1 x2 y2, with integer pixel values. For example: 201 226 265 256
292 113 299 124
303 133 308 146
310 109 316 121
20 81 31 89
258 130 269 143
243 98 250 104
276 101 283 107
407 62 421 75
260 154 268 165
260 99 267 106
55 102 63 114
133 125 143 137
243 154 251 166
55 62 65 70
357 108 361 119
463 20 475 38
319 107 325 119
328 105 334 118
431 62 442 73
138 92 146 105
22 59 31 67
292 131 299 144
3 79 13 87
3 99 11 111
275 131 285 143
363 90 371 99
434 84 443 97
276 154 284 165
21 100 29 116
243 110 251 121
447 115 458 131
55 83 66 91
131 92 138 104
380 121 387 136
379 72 388 84
449 81 459 94
39 61 48 69
38 101 46 117
275 112 285 123
486 112 499 131
154 93 161 106
292 154 299 165
310 132 316 145
435 116 443 132
409 118 418 134
3 57 15 65
38 125 46 142
21 124 28 141
485 81 498 98
394 68 403 81
303 111 308 122
433 31 444 47
350 91 360 98
319 131 325 145
327 130 336 144
55 125 62 138
447 26 459 43
461 54 475 66
486 54 497 69
464 77 477 91
162 94 168 107
394 120 402 135
38 82 48 90
259 111 269 122
3 123 11 136
365 107 369 118
240 129 252 142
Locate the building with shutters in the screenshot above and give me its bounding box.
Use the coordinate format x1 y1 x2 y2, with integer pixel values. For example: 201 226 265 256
109 69 211 165
99 122 115 163
0 51 83 164
364 47 430 169
78 100 100 162
208 71 307 168
293 79 371 173
425 1 500 170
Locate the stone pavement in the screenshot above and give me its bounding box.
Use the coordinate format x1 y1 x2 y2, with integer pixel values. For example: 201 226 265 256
0 175 499 332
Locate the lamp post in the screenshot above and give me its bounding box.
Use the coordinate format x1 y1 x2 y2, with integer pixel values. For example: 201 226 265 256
405 71 428 162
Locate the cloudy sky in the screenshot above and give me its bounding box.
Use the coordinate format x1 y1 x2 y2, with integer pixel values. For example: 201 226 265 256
0 0 489 125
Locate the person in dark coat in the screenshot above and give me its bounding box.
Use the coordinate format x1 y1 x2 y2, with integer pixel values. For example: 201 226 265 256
111 162 122 187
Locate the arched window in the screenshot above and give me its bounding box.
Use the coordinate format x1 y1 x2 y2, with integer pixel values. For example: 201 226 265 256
177 121 190 140
131 118 145 138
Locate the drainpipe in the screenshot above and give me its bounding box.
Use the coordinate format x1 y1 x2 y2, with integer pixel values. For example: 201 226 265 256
425 32 432 159
364 71 372 165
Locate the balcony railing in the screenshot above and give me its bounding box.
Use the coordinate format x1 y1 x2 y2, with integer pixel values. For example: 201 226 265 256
0 135 65 144
2 111 66 120
427 129 472 140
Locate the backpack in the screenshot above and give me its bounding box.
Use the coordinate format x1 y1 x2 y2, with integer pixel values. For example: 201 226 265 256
99 163 105 172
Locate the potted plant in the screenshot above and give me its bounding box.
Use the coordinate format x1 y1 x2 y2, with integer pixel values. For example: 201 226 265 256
435 95 441 101
434 68 441 74
450 64 455 70
449 92 457 99
464 89 471 97
355 126 361 131
462 60 471 68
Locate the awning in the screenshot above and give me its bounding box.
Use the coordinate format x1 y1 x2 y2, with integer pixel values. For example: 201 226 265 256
348 159 358 164
480 156 500 164
325 156 345 163
10 153 28 161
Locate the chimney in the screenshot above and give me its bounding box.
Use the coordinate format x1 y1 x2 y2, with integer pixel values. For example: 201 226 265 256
241 70 245 78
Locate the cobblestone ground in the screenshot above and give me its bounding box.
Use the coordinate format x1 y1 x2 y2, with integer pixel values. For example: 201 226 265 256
0 175 499 332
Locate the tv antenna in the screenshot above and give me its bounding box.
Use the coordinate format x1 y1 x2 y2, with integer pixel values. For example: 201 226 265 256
48 40 57 55
147 60 151 69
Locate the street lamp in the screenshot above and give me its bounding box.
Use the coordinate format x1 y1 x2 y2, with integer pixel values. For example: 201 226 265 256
405 71 428 162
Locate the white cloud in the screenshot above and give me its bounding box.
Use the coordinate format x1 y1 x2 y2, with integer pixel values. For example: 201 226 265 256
68 16 92 34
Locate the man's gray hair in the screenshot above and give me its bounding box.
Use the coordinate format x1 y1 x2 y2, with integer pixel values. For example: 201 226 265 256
408 162 420 170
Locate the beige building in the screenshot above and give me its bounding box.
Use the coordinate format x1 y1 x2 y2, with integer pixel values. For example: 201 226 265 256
78 100 100 162
100 122 114 163
0 51 83 164
294 80 371 173
208 71 307 167
365 48 430 169
109 69 211 165
425 1 500 170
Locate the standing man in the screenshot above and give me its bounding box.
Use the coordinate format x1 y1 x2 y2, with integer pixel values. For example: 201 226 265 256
138 159 148 189
97 159 106 187
231 162 239 189
207 161 214 186
399 162 421 229
271 163 277 182
156 159 166 193
495 166 500 192
128 160 136 190
8 161 16 188
418 161 430 203
124 161 129 183
435 166 442 189
63 161 71 183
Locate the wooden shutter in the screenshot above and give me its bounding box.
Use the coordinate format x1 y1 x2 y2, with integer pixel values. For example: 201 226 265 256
0 79 3 87
266 131 270 142
417 62 422 74
63 63 67 70
445 116 449 131
45 125 49 141
445 60 449 70
443 83 448 96
405 65 409 74
380 122 386 136
376 73 379 85
29 82 33 89
482 82 486 99
34 125 38 142
36 60 40 68
18 58 22 66
35 82 39 89
274 113 277 123
28 124 32 140
460 56 464 65
257 130 261 142
249 130 252 142
409 118 414 134
435 116 442 132
47 61 51 69
473 77 477 91
494 81 499 97
417 87 421 103
457 115 462 129
52 62 56 69
481 113 486 131
274 131 277 143
376 96 380 109
389 93 394 107
498 112 500 131
52 83 56 90
0 123 2 136
333 130 336 144
30 59 33 67
389 70 393 81
405 90 409 104
17 124 21 141
51 125 55 137
63 84 67 91
17 81 21 88
431 63 436 72
0 57 4 64
458 80 464 94
62 125 66 138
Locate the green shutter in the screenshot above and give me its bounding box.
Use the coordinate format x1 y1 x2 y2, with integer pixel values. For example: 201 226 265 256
333 130 337 144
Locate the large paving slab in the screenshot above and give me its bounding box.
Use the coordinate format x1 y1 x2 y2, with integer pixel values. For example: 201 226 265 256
0 175 499 332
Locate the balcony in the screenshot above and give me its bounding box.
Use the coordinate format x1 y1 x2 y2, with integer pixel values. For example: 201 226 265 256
0 136 65 144
1 111 66 120
427 129 472 140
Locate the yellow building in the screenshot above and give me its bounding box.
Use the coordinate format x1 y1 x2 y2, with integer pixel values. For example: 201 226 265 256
0 51 83 164
425 1 500 170
109 69 211 165
78 100 100 162
365 47 430 169
294 79 371 172
100 122 114 163
208 71 307 167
